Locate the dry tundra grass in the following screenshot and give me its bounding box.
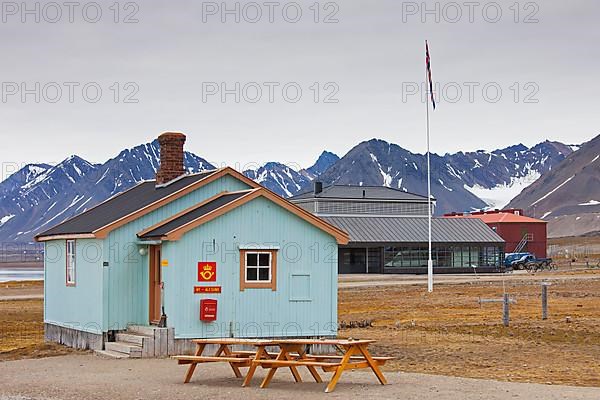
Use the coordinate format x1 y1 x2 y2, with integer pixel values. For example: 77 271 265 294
1 270 600 387
339 269 600 387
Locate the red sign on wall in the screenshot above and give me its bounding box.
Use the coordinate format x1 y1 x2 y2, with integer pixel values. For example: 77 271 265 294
198 262 217 282
200 299 218 321
194 286 222 294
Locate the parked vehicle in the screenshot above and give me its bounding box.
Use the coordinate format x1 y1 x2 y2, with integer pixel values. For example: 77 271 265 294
504 252 554 271
504 253 531 270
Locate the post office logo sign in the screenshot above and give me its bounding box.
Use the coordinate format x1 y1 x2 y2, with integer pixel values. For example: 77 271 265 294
198 262 217 282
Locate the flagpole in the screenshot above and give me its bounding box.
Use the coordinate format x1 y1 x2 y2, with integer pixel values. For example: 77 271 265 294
425 41 433 293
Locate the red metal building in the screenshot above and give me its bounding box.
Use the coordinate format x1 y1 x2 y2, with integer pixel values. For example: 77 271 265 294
444 209 547 258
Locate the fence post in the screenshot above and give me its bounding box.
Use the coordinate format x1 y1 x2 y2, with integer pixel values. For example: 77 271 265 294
541 283 550 320
503 293 510 327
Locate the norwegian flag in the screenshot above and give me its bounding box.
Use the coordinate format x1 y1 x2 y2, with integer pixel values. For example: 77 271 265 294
426 40 435 110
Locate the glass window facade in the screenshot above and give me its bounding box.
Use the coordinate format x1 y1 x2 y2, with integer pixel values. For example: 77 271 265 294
383 244 502 270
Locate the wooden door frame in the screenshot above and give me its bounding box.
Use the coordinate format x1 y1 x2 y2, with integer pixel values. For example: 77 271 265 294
149 244 162 324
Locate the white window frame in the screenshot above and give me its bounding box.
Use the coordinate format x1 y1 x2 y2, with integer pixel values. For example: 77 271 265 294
66 239 76 286
244 251 272 283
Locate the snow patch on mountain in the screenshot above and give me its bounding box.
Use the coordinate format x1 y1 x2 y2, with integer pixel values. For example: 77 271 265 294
579 200 600 206
464 169 541 209
0 214 15 226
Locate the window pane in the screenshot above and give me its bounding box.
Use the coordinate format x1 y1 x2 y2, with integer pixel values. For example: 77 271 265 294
246 267 257 281
258 253 270 266
258 268 270 281
246 253 258 266
66 240 75 284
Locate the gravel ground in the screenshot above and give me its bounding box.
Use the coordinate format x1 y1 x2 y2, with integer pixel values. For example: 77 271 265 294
1 354 599 400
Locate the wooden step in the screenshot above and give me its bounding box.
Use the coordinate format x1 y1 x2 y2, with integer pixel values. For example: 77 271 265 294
94 349 129 359
105 341 142 358
127 325 159 336
116 332 150 346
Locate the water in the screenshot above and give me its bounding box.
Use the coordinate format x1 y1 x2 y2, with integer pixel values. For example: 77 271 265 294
0 268 44 282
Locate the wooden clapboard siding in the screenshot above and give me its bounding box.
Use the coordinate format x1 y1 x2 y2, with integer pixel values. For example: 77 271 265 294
44 238 104 334
104 174 252 331
161 195 338 339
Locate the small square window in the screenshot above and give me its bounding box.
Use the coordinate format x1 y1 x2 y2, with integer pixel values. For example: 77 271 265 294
245 252 271 282
240 250 277 291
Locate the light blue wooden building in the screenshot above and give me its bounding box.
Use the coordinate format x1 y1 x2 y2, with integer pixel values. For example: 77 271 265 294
36 132 348 357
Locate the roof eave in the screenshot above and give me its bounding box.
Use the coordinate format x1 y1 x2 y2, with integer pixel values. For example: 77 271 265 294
35 233 96 242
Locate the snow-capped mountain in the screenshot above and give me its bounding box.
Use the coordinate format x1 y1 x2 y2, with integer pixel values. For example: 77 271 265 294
0 141 213 243
507 134 600 237
0 163 52 197
0 138 574 243
242 151 340 197
449 141 575 209
309 139 574 215
243 162 311 197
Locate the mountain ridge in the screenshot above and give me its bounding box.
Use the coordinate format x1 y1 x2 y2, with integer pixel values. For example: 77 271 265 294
0 137 577 243
507 134 600 237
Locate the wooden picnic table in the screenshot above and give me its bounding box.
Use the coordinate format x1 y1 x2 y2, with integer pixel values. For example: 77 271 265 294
172 338 392 393
246 339 391 393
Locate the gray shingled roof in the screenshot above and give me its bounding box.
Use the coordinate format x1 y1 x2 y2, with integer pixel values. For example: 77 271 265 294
291 185 431 201
321 216 504 244
139 191 250 239
37 170 218 238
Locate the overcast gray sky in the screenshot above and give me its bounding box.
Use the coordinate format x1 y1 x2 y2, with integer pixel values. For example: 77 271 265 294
1 0 599 172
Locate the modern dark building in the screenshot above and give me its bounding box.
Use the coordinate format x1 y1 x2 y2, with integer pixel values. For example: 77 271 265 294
290 183 505 274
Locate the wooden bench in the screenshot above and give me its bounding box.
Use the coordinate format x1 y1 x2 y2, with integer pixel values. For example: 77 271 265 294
175 339 279 383
253 359 341 368
307 354 394 361
253 356 392 373
172 355 252 367
231 350 281 358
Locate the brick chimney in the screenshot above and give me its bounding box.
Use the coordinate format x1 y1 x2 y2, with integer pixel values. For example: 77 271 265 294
156 132 186 185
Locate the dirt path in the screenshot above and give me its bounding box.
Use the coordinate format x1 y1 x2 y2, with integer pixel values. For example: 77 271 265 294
0 294 43 301
1 354 599 400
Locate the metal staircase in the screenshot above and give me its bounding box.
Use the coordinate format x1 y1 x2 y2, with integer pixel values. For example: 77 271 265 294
514 233 534 253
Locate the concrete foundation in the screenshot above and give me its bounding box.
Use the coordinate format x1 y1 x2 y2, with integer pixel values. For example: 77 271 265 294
46 322 336 357
45 323 105 351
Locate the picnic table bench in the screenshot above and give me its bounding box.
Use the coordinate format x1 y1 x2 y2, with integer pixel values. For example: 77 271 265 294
173 338 277 382
173 338 392 393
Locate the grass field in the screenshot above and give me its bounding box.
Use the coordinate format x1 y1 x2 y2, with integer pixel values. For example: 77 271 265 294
339 269 600 387
2 270 599 387
0 280 76 361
